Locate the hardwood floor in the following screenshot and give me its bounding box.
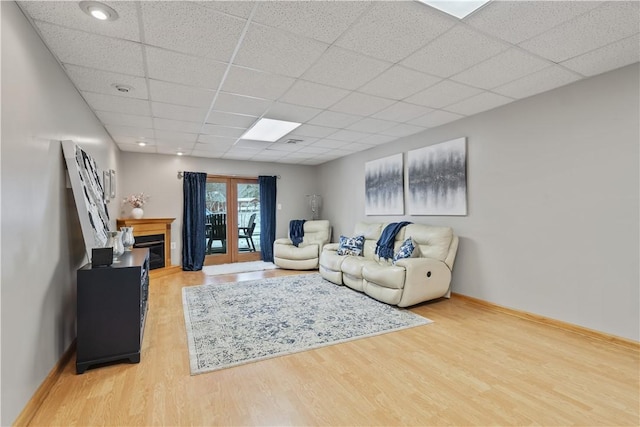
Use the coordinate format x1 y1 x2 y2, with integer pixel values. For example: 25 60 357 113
26 269 639 426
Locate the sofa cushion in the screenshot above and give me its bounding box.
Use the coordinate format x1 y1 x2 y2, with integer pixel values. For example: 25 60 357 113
337 235 365 256
341 256 376 278
274 242 318 261
393 237 421 264
362 262 406 290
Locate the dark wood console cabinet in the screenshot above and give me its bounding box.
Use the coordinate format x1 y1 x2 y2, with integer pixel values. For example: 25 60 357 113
76 248 150 374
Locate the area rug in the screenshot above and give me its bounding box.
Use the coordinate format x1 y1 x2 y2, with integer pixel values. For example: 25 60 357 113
182 273 432 375
202 260 278 276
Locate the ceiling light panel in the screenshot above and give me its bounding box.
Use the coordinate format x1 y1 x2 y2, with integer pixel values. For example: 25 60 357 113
418 1 491 19
240 118 302 142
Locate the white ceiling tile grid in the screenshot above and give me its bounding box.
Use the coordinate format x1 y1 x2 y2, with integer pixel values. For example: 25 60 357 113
17 1 639 165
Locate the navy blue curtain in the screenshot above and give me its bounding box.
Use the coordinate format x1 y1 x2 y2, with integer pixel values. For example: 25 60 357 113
259 175 277 262
182 172 207 271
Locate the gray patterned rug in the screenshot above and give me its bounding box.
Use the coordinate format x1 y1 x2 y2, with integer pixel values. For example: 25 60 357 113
182 273 432 375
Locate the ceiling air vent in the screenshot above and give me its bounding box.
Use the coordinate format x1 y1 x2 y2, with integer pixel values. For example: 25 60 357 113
285 139 303 144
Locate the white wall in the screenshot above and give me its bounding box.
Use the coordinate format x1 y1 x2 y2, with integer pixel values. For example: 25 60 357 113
118 152 321 266
1 2 121 424
319 64 639 341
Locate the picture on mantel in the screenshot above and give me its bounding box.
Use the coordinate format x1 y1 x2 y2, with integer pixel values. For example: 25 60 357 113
365 153 404 215
407 137 467 216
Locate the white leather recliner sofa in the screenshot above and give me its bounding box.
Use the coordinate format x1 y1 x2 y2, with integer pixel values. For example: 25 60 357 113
319 222 458 307
274 220 332 270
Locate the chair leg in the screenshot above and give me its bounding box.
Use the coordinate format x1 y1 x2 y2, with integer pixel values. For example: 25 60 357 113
250 238 256 252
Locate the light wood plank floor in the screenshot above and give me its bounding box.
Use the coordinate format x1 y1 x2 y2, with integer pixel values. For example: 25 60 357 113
28 270 639 426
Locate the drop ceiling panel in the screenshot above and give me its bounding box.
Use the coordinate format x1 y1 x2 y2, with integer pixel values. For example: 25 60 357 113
196 135 237 146
293 125 340 139
140 1 245 62
199 124 245 139
19 1 142 41
206 111 257 128
371 102 433 123
465 1 602 45
154 130 197 143
145 47 227 89
301 46 391 90
222 66 295 100
358 65 441 100
148 80 215 108
264 102 323 123
83 92 151 116
561 35 640 77
401 25 509 78
307 111 362 128
35 22 144 76
311 139 348 149
96 111 152 128
64 65 148 99
329 92 395 117
151 103 208 123
252 1 369 44
519 2 640 63
196 1 256 19
379 123 427 138
347 117 398 133
335 1 455 62
451 48 550 89
359 134 398 146
408 110 464 128
493 66 581 99
279 81 349 109
214 93 273 117
405 80 482 109
444 92 514 116
328 129 371 142
233 23 329 78
105 125 154 139
153 118 202 134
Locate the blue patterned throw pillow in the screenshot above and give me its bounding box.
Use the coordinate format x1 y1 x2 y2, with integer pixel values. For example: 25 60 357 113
337 235 365 256
393 237 421 264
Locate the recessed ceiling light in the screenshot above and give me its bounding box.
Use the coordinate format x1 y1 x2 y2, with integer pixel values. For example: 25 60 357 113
240 118 302 142
417 0 491 19
79 1 119 21
176 152 184 156
137 141 146 147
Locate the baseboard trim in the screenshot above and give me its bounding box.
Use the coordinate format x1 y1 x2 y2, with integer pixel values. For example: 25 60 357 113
452 293 639 351
13 339 76 426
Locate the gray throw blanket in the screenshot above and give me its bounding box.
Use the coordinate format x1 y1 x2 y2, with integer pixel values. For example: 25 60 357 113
375 221 412 260
289 219 306 247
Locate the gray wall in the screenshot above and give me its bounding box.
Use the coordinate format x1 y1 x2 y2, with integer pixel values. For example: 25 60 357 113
118 152 321 266
1 2 121 424
319 63 640 341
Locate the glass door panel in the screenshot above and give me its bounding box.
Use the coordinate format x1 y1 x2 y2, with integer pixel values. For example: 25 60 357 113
204 177 261 265
205 179 230 264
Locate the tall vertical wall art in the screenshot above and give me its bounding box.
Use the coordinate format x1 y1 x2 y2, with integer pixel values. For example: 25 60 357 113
62 140 110 258
365 153 404 215
408 137 467 215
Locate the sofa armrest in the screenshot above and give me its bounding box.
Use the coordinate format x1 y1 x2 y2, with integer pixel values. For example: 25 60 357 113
323 242 340 252
394 257 452 307
274 237 293 245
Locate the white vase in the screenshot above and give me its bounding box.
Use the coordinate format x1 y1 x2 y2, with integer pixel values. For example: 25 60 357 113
121 226 135 251
131 207 144 219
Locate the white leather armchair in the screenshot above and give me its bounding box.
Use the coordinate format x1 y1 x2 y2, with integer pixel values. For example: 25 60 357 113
274 220 332 270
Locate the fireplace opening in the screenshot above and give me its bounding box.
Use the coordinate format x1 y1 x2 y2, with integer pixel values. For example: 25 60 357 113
133 234 165 270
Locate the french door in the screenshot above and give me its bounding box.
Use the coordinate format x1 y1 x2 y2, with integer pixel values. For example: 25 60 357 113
204 176 261 265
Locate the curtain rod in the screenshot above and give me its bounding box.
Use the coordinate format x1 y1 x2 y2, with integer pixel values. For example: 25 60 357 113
177 171 281 179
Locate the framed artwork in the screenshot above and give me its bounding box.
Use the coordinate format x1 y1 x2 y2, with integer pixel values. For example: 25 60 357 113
62 140 110 258
365 153 404 215
407 137 467 215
